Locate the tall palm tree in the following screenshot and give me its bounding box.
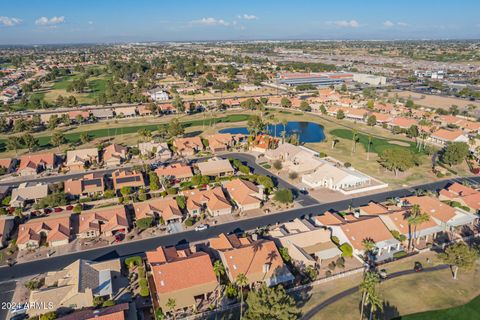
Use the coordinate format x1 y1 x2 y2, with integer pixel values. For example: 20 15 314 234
366 287 383 320
406 204 430 250
281 119 287 143
213 260 225 320
352 130 359 153
367 135 372 160
271 116 278 138
359 272 380 320
236 273 249 320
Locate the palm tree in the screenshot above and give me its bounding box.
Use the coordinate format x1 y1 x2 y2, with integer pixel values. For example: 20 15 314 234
213 260 225 320
166 298 177 319
406 204 430 250
137 128 152 142
271 116 278 138
331 138 339 149
5 137 21 156
352 130 359 153
366 135 372 160
80 132 91 145
359 272 380 320
362 238 376 264
365 286 383 320
236 273 249 319
281 119 287 143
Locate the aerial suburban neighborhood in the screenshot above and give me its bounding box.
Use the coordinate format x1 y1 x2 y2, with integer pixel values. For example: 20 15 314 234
0 1 479 320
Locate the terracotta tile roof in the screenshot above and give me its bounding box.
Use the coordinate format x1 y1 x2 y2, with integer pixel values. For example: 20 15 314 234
339 217 394 251
133 198 182 222
103 144 127 162
112 169 145 190
315 211 344 226
182 187 232 212
431 129 466 142
219 240 286 283
0 158 13 169
384 210 439 235
147 248 217 294
390 117 417 128
223 179 262 206
446 183 478 197
155 163 193 180
360 202 390 216
17 213 71 246
403 196 456 223
209 233 246 251
79 205 128 235
206 134 234 150
173 137 203 153
18 152 55 171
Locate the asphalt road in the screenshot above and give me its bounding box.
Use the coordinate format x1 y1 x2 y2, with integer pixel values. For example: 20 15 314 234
301 264 450 320
1 176 478 284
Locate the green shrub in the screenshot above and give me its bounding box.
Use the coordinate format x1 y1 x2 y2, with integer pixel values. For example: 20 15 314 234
138 266 146 279
166 187 177 195
184 217 195 227
273 188 293 204
339 243 353 257
139 278 149 297
393 251 408 259
73 204 82 214
136 217 153 230
102 300 116 307
125 256 142 268
331 236 340 245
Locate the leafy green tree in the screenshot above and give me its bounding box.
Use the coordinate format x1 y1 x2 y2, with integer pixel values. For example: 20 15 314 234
40 311 57 320
299 101 311 112
166 298 177 319
366 115 377 126
80 132 91 145
5 136 21 156
336 109 345 119
274 188 293 204
176 195 186 210
278 247 291 263
51 131 67 149
256 175 274 192
136 217 153 230
244 284 299 320
21 133 39 152
273 160 283 171
441 142 469 166
280 97 292 108
168 118 184 137
173 95 184 113
406 125 419 139
438 242 478 279
319 104 327 114
149 171 161 191
137 128 152 142
378 148 420 176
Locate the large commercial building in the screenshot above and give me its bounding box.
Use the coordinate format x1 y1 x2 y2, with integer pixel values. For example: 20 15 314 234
276 72 353 87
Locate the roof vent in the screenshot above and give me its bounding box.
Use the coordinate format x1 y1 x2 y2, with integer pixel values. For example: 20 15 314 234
160 280 165 286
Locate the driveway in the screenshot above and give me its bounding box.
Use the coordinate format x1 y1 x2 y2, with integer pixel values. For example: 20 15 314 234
167 222 184 234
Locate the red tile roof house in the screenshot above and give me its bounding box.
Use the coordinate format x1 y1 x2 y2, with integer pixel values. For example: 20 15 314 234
330 217 403 261
155 163 194 184
133 198 183 225
403 196 478 233
379 210 443 249
429 129 469 146
112 169 145 191
64 173 105 198
77 205 129 238
223 179 264 212
18 152 56 176
213 234 294 287
181 187 232 217
205 133 235 153
251 134 279 153
439 182 480 214
17 213 72 250
146 246 219 311
67 110 91 123
0 158 17 173
103 144 128 167
173 137 204 157
388 117 417 129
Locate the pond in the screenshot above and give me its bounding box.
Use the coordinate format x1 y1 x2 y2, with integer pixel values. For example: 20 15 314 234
219 121 325 143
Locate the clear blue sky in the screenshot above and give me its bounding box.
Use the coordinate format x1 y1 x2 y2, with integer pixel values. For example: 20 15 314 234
0 0 479 44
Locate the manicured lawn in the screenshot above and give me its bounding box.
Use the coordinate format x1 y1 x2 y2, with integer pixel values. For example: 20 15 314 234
399 295 480 320
330 128 420 155
0 114 250 151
